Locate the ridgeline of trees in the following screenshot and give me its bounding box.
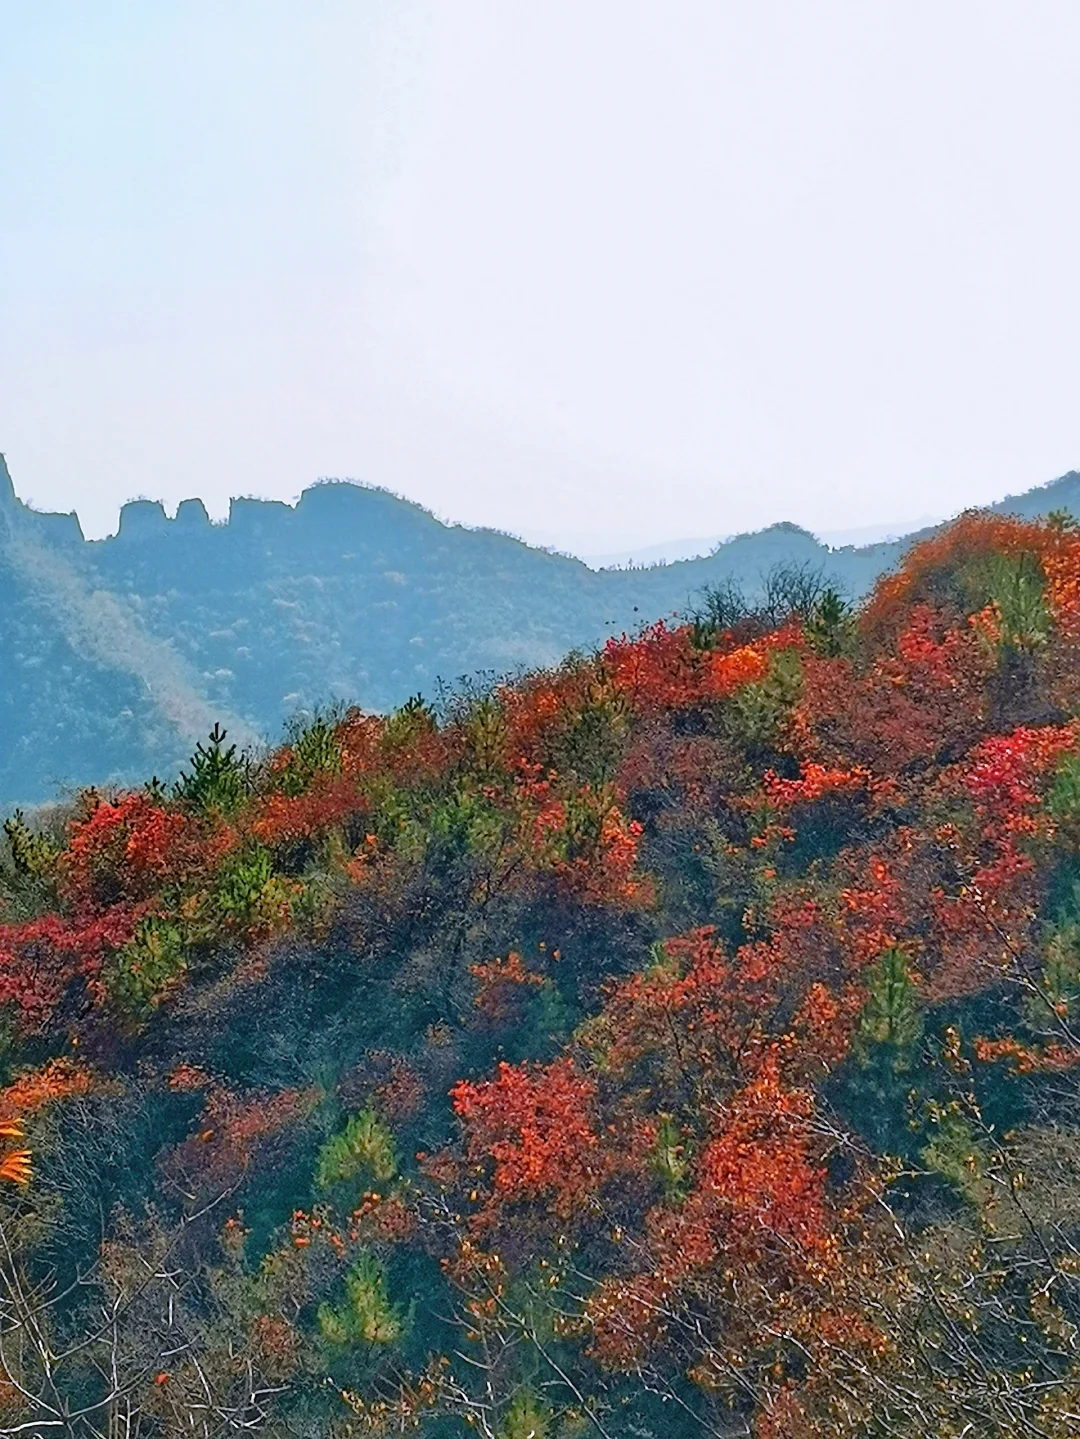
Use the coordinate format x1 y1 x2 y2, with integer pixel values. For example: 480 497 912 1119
4 450 1080 810
4 512 1080 1433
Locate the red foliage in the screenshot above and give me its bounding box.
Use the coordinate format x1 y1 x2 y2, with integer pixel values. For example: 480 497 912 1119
528 788 649 906
962 724 1076 827
599 621 801 715
797 617 991 780
689 1054 834 1267
0 908 139 1030
469 951 545 1022
168 1086 317 1190
862 512 1052 634
500 668 607 760
894 604 977 688
602 622 705 712
450 1059 602 1223
61 794 229 915
909 725 1078 998
587 1051 843 1369
249 774 364 845
837 854 906 969
593 920 862 1114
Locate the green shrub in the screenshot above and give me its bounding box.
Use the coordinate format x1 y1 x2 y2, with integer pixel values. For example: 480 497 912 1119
316 1106 397 1189
318 1252 403 1346
500 1389 551 1439
857 947 923 1066
279 709 344 794
112 915 188 1013
214 844 295 930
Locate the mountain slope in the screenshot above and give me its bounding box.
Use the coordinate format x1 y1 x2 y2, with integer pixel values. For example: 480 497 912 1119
3 454 1080 807
4 509 1080 1435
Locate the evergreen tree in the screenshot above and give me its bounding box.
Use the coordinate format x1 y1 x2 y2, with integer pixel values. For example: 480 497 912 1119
174 723 247 814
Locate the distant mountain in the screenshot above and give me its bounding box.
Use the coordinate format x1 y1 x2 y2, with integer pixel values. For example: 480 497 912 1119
581 514 945 568
582 536 723 569
3 453 1080 810
815 515 946 548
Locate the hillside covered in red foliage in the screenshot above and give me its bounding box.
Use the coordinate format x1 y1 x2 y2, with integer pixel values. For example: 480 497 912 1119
3 511 1080 1436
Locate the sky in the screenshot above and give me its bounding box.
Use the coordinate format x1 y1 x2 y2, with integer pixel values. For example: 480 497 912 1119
3 2 1080 554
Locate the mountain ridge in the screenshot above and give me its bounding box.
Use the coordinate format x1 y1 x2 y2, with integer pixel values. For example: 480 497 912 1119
2 453 1080 809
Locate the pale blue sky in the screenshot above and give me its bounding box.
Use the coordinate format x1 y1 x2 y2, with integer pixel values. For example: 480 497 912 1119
3 2 1080 552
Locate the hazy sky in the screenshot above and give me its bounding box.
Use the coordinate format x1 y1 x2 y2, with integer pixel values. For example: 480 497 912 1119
3 2 1080 552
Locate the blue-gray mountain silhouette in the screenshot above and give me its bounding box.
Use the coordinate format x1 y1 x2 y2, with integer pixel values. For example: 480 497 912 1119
2 453 1078 810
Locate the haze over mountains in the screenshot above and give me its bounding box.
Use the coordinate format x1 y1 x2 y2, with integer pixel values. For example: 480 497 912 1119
582 515 945 569
2 452 1079 811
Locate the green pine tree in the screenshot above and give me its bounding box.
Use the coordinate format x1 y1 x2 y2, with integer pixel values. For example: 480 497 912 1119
807 588 855 657
3 809 59 880
318 1252 403 1346
174 723 247 815
650 1113 691 1200
500 1388 551 1439
317 1106 397 1189
857 947 923 1067
1027 923 1080 1029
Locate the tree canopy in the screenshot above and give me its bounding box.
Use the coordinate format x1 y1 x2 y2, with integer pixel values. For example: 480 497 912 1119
4 511 1080 1434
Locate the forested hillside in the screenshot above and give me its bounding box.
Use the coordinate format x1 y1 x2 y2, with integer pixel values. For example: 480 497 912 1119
5 452 1080 810
5 511 1080 1434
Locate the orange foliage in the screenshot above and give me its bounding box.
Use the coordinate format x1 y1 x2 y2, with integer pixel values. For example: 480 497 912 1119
602 622 705 712
864 512 1051 631
500 668 608 759
0 1114 31 1184
708 640 771 696
529 790 649 906
249 774 363 845
972 1035 1080 1073
469 951 545 1022
763 761 873 809
168 1063 212 1092
587 1052 849 1371
1042 529 1080 638
694 1055 833 1260
169 1086 318 1189
710 624 803 699
451 1059 602 1223
0 1060 96 1192
62 794 225 914
599 620 801 715
1 1058 93 1115
0 1144 31 1187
